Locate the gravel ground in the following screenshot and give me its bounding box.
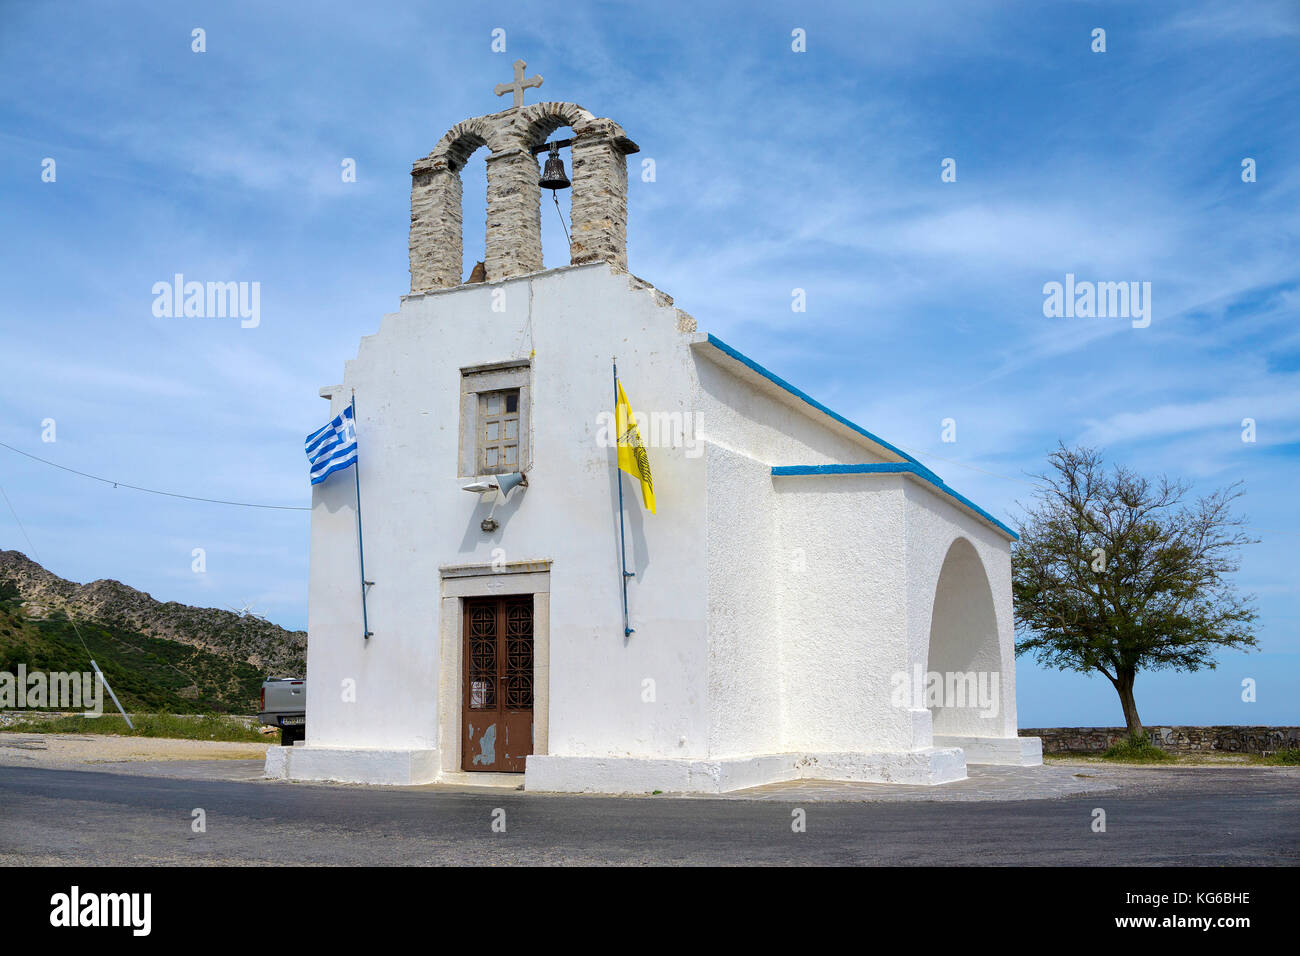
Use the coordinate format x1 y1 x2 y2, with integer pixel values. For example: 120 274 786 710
0 732 269 768
1 732 1294 801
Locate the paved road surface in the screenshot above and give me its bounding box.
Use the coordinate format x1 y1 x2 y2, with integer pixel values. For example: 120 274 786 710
1 764 1295 865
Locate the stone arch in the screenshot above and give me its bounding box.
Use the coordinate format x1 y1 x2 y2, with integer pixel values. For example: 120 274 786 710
429 116 513 170
409 119 519 290
509 101 598 151
409 103 638 293
924 537 1003 737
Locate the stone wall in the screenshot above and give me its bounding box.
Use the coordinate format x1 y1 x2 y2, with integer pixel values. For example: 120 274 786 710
1021 726 1300 755
410 102 638 292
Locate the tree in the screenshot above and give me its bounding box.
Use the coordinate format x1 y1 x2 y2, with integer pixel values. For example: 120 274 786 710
1012 444 1258 736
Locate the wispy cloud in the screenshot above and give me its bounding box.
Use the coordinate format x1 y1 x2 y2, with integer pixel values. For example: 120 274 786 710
1 0 1296 723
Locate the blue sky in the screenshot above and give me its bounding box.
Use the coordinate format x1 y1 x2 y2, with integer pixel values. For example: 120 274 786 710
1 1 1296 727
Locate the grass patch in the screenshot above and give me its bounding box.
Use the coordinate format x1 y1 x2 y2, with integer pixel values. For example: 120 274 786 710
3 712 270 743
1100 733 1173 763
1263 748 1300 766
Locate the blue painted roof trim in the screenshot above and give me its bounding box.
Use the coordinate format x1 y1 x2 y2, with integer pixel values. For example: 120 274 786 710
700 334 1017 540
771 463 1019 540
704 334 926 468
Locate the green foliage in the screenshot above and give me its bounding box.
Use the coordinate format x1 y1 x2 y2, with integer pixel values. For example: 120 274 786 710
1012 444 1258 732
1264 748 1300 766
0 594 264 714
1100 733 1172 762
6 712 269 742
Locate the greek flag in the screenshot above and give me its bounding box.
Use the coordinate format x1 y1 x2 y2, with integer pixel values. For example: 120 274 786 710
305 405 358 484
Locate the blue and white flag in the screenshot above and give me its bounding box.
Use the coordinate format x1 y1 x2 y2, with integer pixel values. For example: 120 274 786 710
305 404 358 484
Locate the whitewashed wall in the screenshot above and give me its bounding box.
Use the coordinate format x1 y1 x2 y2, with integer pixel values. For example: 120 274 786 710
702 443 782 757
300 260 1027 787
773 476 916 753
694 347 908 758
306 264 711 762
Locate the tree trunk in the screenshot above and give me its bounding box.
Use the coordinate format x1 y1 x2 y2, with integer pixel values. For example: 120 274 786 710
1115 670 1143 738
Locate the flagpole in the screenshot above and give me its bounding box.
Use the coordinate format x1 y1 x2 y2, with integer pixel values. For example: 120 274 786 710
614 358 634 637
351 392 373 640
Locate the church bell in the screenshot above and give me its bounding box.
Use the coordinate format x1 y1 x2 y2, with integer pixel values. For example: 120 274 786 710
539 144 570 191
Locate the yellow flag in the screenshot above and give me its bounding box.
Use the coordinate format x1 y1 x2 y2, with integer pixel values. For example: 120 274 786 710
615 380 656 514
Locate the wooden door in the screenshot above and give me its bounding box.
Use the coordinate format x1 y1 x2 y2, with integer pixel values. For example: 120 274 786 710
462 595 534 772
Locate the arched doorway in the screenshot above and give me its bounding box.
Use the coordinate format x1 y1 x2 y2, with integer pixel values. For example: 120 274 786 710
925 538 1002 737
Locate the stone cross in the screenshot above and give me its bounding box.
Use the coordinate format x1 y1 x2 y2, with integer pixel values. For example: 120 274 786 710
494 59 543 110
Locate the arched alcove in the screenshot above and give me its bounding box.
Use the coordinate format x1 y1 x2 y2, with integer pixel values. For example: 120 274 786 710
458 144 489 282
515 104 594 272
925 538 1003 737
535 127 574 270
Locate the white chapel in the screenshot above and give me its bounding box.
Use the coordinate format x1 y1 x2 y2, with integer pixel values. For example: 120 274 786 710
267 69 1042 792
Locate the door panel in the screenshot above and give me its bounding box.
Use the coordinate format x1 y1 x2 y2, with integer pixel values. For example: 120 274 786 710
462 596 533 772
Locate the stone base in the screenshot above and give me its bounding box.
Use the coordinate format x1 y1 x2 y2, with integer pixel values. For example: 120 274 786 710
935 735 1043 767
264 745 440 786
262 744 980 792
524 748 967 794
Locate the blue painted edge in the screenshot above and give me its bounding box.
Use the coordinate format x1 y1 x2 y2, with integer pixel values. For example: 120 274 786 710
700 334 1017 540
704 334 926 468
771 463 1019 540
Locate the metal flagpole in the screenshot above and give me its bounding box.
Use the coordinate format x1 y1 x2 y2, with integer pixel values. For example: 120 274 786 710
614 358 634 637
351 392 373 639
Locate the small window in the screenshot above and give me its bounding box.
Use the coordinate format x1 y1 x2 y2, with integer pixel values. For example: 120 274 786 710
478 388 520 474
459 360 530 477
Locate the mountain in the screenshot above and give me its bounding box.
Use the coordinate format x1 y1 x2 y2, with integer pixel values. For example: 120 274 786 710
0 550 305 713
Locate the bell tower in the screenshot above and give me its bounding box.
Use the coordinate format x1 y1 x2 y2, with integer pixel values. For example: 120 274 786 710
408 61 640 293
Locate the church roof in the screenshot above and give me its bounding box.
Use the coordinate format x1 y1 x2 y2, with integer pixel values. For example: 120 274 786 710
693 333 1018 541
772 464 1019 541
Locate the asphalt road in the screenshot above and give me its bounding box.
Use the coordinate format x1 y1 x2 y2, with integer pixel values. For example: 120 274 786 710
1 764 1296 865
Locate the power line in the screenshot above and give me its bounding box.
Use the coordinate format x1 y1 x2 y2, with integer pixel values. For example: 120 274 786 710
0 440 310 511
0 480 95 661
2 480 151 727
4 426 1296 539
0 482 41 570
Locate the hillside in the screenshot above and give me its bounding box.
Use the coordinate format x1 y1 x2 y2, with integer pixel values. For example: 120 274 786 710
0 550 305 674
0 551 306 713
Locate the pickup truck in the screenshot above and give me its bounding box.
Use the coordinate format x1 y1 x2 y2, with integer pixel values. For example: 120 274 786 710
259 677 306 745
